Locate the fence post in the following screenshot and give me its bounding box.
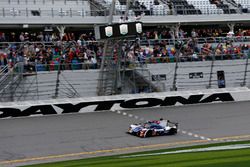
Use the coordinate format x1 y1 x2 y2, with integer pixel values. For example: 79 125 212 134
171 56 178 91
26 8 28 17
3 8 5 17
171 47 181 91
207 53 215 88
171 40 184 91
35 62 39 100
39 8 41 17
51 8 54 17
54 59 61 99
10 65 14 101
60 8 63 17
242 51 249 86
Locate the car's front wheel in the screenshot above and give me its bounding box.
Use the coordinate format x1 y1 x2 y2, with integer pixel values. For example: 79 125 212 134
145 130 152 137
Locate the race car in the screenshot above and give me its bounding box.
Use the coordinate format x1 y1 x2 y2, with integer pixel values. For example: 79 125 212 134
127 119 178 138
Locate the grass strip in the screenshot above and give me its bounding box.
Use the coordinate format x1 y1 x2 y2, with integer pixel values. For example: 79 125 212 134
22 140 250 167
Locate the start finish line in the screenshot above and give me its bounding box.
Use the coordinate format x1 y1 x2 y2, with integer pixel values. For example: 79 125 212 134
0 87 250 119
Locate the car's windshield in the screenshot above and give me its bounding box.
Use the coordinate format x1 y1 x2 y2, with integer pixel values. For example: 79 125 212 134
150 124 163 129
143 123 162 129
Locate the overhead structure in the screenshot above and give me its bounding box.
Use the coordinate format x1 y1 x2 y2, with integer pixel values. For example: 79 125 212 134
96 0 164 96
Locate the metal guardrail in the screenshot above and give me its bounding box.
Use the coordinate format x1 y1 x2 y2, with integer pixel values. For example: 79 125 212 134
18 52 248 73
170 50 250 91
173 4 243 15
0 0 88 5
0 5 249 17
0 8 108 17
139 36 250 46
145 53 249 63
0 63 23 101
0 36 249 102
0 51 249 102
33 62 98 72
0 36 250 49
0 65 10 86
0 64 8 74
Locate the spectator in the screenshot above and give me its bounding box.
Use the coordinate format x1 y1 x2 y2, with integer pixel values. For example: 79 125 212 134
150 2 154 15
0 53 8 68
24 32 29 41
140 2 147 10
19 32 25 42
37 32 44 41
0 27 249 72
0 32 6 42
154 0 160 5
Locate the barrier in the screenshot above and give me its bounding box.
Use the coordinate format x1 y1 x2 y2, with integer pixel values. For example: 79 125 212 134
0 87 250 119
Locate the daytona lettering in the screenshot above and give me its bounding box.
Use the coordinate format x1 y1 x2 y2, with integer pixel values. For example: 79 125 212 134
0 93 234 118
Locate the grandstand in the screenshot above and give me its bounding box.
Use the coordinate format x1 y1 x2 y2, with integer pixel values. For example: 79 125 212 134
0 0 249 26
0 0 250 102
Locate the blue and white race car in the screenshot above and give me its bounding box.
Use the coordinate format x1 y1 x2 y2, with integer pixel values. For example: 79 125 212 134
127 119 178 138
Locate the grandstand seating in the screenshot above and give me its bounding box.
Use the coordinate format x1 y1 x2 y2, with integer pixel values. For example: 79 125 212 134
0 0 249 18
89 0 110 16
187 0 224 14
210 0 237 14
234 0 250 8
0 26 250 101
234 0 250 13
125 0 249 15
172 0 202 14
91 0 170 16
108 0 249 15
0 0 91 17
0 1 250 101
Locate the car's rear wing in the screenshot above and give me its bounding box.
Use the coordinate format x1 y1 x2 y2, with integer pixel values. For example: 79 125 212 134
167 120 178 128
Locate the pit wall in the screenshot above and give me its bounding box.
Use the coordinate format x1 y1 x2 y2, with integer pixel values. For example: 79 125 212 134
0 87 250 119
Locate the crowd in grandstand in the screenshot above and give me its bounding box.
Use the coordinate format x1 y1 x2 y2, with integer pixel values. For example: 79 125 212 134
1 27 250 42
0 27 250 72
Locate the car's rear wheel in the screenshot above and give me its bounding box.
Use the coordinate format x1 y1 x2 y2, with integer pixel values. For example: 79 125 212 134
169 128 177 135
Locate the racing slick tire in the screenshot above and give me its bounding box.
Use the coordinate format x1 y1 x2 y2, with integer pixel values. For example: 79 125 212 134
145 130 152 137
168 128 177 135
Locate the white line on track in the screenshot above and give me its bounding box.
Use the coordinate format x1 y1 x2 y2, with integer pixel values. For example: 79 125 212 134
200 136 206 140
181 130 187 134
194 134 199 138
120 144 250 158
112 110 215 142
128 114 133 117
112 110 242 143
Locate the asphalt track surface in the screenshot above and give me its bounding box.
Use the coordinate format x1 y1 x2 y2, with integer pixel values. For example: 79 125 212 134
1 101 250 166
